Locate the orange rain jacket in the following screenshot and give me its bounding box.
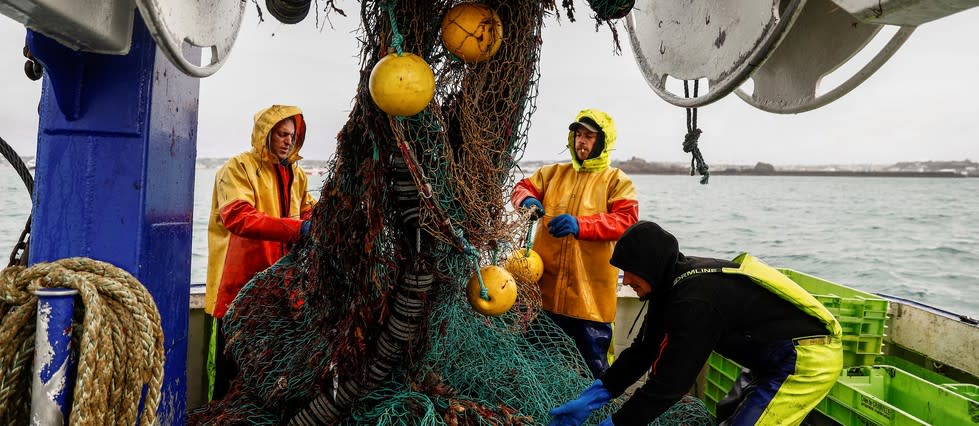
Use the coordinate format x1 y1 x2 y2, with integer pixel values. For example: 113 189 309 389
511 109 638 323
205 105 317 318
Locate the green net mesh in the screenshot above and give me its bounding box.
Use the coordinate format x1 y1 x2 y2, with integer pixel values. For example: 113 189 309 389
188 1 712 424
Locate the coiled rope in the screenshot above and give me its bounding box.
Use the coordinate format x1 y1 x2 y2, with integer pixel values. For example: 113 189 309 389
0 257 165 425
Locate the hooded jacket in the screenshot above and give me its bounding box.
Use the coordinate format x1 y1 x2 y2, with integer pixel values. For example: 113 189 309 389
205 105 317 317
602 221 840 424
510 109 639 322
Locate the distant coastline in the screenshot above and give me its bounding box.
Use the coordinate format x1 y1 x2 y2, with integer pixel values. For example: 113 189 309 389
522 158 979 178
711 169 965 178
7 157 976 178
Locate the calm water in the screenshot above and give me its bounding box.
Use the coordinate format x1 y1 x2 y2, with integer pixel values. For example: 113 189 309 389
2 167 977 318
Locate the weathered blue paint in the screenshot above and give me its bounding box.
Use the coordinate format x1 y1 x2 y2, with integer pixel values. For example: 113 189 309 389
28 14 198 424
30 288 79 425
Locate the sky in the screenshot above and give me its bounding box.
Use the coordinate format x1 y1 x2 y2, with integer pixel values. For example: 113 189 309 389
0 2 977 165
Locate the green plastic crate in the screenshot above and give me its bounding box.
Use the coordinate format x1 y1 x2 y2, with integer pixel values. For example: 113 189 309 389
816 366 978 425
874 355 979 404
704 352 742 415
778 268 888 367
943 384 979 404
874 355 957 385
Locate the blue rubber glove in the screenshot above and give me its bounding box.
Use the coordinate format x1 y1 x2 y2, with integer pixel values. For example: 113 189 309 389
521 197 545 220
300 220 312 238
547 214 579 238
598 416 614 426
548 379 611 426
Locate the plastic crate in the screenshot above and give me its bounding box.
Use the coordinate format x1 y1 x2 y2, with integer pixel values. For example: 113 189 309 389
874 355 957 385
778 268 888 367
704 352 742 415
943 384 979 404
875 355 979 404
816 366 977 425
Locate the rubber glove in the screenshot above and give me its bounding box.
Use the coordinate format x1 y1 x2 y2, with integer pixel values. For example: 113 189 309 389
547 214 579 238
548 379 611 426
521 197 545 220
300 220 312 239
598 417 614 426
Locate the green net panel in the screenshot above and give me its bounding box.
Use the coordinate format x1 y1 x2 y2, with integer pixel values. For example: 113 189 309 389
186 1 712 425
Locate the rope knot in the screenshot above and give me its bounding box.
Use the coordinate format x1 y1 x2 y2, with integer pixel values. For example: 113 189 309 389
682 128 702 153
682 125 710 185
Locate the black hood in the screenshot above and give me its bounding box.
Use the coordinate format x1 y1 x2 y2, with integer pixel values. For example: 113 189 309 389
612 221 739 299
610 221 682 295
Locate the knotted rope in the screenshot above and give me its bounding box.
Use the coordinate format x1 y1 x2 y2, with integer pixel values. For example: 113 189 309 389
683 80 710 185
0 258 165 426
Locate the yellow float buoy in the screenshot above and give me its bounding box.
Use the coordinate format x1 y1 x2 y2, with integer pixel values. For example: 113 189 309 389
368 52 435 116
504 248 543 284
440 3 503 63
466 265 517 316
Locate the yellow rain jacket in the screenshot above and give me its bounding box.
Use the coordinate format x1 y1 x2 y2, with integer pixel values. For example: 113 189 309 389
205 105 317 317
511 109 638 322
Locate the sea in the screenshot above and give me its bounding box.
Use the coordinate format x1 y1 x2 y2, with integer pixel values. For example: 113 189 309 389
2 166 977 319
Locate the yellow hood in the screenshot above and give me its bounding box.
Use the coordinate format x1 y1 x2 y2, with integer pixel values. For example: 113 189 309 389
251 105 306 164
568 108 616 172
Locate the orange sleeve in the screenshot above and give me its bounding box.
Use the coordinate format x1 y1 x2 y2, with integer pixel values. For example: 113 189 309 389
510 178 542 209
576 199 639 241
220 199 303 242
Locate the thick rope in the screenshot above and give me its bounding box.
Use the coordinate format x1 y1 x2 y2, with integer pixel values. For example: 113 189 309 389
384 0 404 55
683 80 710 185
0 258 165 426
0 136 34 197
0 136 34 267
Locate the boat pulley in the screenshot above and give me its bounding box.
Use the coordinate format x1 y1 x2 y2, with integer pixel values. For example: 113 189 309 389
625 0 806 108
134 0 247 77
733 0 915 113
625 0 930 113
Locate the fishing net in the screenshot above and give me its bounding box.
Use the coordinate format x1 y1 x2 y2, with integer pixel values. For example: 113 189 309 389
188 1 712 425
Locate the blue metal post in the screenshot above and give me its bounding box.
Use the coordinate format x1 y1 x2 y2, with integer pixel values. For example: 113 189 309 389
30 288 79 425
27 14 198 424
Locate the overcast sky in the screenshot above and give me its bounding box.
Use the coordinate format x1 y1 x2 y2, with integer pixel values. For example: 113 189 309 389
0 2 977 165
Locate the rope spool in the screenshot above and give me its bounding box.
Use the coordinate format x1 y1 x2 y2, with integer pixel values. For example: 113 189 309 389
0 258 165 425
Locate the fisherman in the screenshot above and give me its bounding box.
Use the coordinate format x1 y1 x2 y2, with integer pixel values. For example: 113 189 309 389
204 104 317 400
549 221 843 426
511 108 639 378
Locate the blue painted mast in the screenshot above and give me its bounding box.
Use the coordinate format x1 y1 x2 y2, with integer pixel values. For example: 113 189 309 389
27 13 198 424
30 288 79 424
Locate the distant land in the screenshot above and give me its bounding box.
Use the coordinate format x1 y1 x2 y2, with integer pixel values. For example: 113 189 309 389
522 158 979 178
5 157 976 177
